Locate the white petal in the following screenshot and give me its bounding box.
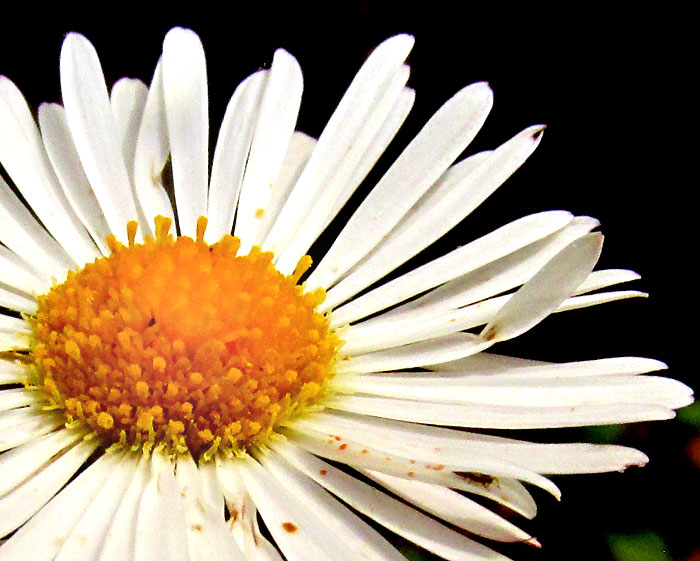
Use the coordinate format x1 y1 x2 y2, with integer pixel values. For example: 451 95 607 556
162 27 208 238
205 70 268 242
0 169 74 278
0 450 121 561
60 33 142 243
0 410 64 453
0 241 53 297
258 447 407 561
366 470 534 544
134 451 190 561
38 103 113 255
0 436 98 537
54 450 135 561
0 287 36 315
110 78 149 180
325 393 677 428
0 331 30 351
271 440 512 561
0 359 31 383
132 58 176 235
97 453 151 561
234 49 302 251
273 68 413 271
0 77 99 265
327 210 574 323
319 125 544 307
310 81 493 288
263 34 414 262
480 233 603 343
0 388 40 412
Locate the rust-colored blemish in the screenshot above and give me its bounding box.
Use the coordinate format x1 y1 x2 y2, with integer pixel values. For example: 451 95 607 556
361 449 368 454
338 443 348 450
319 469 327 475
426 464 445 471
282 522 298 533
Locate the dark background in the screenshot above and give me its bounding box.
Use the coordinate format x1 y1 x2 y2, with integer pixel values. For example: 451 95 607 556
1 4 694 560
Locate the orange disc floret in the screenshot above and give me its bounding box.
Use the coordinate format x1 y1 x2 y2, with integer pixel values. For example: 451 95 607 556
32 217 340 457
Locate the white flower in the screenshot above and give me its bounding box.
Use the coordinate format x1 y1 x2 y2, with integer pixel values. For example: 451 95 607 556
0 27 691 561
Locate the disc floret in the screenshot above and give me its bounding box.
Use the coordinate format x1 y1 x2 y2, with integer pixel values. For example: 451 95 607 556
32 217 340 458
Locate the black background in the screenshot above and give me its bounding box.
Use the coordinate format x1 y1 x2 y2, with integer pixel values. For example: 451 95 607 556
1 4 694 560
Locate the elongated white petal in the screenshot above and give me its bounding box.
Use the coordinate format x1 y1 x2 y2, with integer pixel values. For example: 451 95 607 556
0 359 31 383
311 81 493 288
163 27 208 238
132 58 175 234
0 388 40 412
175 454 244 561
0 175 73 278
0 436 98 537
134 452 190 561
325 393 676 428
0 331 30 351
337 332 492 374
0 450 121 561
264 34 414 260
206 70 268 242
54 451 134 561
98 453 151 561
38 103 112 254
272 440 512 561
234 49 302 251
0 286 36 315
0 77 99 265
236 454 352 561
480 233 603 343
0 411 63 453
60 33 141 243
328 210 574 323
274 67 413 270
258 448 407 561
366 470 534 544
321 125 544 307
0 242 52 298
111 78 149 180
284 425 560 499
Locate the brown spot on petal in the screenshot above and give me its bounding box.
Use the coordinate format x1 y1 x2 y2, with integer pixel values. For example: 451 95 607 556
282 522 298 533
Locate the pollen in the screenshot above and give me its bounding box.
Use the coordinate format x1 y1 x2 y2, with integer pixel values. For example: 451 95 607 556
31 217 340 458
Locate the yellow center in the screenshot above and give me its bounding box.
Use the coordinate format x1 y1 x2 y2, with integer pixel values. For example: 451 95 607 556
31 217 340 458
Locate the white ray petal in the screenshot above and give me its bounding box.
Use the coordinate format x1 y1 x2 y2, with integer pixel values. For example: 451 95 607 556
111 78 149 180
132 58 175 235
300 409 650 475
60 32 141 243
0 359 31 383
0 450 121 561
0 411 63 453
254 132 317 246
175 454 245 561
319 125 544 307
480 233 603 343
366 470 534 544
97 453 151 561
0 244 53 299
234 49 302 251
0 331 30 351
310 81 493 289
337 332 492 374
258 447 406 561
162 27 208 238
271 440 512 561
205 70 268 242
0 426 84 496
38 103 112 254
134 451 190 561
0 287 36 315
263 34 414 261
0 436 98 537
0 76 99 265
0 388 40 412
327 210 574 323
284 425 560 499
274 67 413 271
236 454 365 561
0 168 74 278
325 393 676 429
214 458 284 561
356 214 598 326
54 450 134 561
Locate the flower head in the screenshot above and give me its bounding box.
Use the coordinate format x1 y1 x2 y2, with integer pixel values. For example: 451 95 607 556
0 27 692 561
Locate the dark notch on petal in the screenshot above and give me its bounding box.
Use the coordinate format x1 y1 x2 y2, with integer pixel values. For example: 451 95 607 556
532 125 547 140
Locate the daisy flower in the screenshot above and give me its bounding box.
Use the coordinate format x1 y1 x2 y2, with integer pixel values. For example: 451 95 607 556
0 27 691 561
